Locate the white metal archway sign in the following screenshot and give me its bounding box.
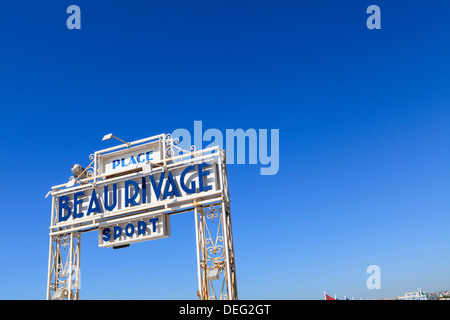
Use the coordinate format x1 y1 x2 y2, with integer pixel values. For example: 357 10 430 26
46 133 237 300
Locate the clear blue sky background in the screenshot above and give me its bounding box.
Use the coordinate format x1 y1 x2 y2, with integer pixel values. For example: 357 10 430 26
0 0 449 300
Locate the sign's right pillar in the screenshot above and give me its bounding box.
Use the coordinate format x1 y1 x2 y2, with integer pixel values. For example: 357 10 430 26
222 201 238 300
194 201 238 300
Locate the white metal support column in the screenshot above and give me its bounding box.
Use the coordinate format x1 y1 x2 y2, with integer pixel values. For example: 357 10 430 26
46 232 81 300
194 206 207 299
194 202 237 300
221 201 238 300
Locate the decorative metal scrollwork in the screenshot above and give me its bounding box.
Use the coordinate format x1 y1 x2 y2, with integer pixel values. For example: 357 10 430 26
204 204 224 261
165 133 199 161
60 234 70 250
195 201 237 300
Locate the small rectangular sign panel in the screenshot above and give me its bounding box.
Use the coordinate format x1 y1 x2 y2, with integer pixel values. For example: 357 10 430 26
98 214 170 248
98 141 162 176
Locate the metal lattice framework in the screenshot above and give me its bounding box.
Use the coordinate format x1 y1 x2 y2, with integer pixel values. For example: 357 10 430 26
194 202 237 300
47 232 81 300
46 133 237 300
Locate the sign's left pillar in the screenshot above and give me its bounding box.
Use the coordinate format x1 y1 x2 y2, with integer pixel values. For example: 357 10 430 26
46 231 81 300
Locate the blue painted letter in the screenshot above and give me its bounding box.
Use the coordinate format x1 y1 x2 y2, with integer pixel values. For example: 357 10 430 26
163 171 181 199
73 191 84 219
149 172 165 201
87 189 101 216
102 228 111 242
104 183 117 211
58 195 71 222
114 226 122 240
137 221 147 236
125 180 139 207
198 163 212 192
180 165 196 194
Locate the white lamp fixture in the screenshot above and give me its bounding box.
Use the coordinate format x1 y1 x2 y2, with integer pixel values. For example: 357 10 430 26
71 164 87 180
206 268 220 281
52 288 68 300
102 133 131 147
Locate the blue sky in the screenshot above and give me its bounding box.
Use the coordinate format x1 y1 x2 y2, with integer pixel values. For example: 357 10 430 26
0 0 449 299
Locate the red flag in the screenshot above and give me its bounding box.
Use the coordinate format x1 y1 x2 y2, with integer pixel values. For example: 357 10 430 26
324 293 335 300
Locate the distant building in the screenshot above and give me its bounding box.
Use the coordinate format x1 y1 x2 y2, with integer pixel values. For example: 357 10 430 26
397 288 427 300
